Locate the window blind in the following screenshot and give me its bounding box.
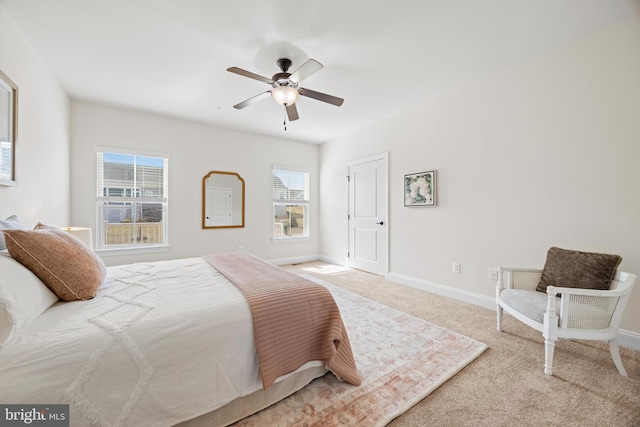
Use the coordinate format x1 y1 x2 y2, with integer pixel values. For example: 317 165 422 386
97 152 168 202
272 168 309 201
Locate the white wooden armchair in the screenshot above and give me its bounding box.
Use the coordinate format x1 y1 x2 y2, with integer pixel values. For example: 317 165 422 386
496 267 636 376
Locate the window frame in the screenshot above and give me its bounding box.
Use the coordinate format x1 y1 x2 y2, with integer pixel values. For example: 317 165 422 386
272 166 310 242
0 69 17 187
95 147 169 254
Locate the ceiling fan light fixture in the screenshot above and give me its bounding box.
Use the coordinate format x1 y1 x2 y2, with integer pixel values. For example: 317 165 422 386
271 85 298 106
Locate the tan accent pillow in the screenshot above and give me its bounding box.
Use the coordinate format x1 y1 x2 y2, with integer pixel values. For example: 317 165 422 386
536 247 622 293
3 227 106 301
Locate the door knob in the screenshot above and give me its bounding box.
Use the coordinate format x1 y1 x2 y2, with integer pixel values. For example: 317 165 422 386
376 221 384 225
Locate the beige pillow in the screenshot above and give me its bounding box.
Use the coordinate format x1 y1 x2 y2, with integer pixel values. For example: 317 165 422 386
536 247 622 293
3 227 106 301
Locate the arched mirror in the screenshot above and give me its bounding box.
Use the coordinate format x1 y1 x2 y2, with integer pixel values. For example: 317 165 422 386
202 171 245 229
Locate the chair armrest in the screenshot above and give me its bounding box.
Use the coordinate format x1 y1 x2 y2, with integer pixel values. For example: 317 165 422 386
498 267 542 291
546 285 631 330
545 284 632 298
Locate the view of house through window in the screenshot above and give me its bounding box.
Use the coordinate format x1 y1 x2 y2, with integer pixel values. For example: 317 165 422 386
272 168 309 239
96 150 168 250
0 141 11 180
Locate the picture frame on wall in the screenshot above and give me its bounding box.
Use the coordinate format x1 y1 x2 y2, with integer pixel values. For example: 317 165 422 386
0 69 18 187
404 170 437 207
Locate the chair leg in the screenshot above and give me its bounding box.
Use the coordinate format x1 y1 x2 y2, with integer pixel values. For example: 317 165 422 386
608 338 628 377
542 292 559 375
544 337 555 375
496 276 504 332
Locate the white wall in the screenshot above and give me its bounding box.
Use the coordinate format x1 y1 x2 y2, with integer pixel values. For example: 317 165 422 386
320 15 640 334
0 4 70 226
70 101 319 266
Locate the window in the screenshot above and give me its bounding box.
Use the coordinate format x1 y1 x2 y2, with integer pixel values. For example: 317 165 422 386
0 70 17 186
96 150 169 251
272 167 309 239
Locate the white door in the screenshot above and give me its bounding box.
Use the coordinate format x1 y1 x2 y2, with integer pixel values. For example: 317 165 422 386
348 154 388 276
205 187 232 226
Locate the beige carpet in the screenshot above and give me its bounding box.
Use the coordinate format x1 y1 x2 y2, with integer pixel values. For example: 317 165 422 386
280 261 640 427
233 277 487 426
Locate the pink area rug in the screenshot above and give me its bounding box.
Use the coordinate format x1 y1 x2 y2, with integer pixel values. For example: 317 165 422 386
233 277 488 426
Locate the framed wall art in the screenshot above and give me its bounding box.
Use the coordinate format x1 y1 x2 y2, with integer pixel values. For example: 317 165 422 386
0 69 18 187
404 170 436 207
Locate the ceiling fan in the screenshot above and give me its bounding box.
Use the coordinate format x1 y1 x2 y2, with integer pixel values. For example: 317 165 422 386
227 58 344 126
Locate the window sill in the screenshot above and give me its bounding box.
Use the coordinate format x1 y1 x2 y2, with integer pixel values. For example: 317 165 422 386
96 244 171 257
271 236 309 243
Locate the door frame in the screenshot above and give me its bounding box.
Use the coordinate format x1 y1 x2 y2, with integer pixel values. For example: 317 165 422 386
346 152 389 276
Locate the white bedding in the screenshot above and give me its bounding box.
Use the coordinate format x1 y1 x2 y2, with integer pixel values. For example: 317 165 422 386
0 257 319 426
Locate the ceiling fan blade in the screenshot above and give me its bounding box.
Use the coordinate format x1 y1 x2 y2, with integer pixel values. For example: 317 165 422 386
298 87 344 107
289 59 323 84
227 67 273 84
233 91 271 109
286 103 299 121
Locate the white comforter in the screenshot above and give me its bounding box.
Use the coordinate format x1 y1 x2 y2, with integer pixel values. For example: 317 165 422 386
0 257 288 426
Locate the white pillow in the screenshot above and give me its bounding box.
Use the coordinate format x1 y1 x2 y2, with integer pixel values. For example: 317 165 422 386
0 252 59 347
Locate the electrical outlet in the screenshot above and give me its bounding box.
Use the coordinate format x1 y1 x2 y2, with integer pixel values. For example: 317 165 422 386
237 246 244 253
452 262 461 274
489 268 499 281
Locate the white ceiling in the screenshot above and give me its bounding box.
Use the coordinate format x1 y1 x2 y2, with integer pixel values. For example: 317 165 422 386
2 0 639 144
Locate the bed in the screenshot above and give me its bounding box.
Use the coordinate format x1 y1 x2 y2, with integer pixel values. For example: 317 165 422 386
0 222 359 426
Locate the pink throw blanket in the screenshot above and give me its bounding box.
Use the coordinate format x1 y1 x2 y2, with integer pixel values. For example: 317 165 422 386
203 253 361 389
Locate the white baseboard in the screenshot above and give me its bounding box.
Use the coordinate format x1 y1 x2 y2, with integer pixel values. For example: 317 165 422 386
387 272 640 352
318 254 348 267
387 272 496 310
618 330 640 352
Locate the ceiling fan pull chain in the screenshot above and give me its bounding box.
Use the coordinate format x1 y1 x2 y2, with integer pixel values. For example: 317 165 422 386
283 105 287 131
